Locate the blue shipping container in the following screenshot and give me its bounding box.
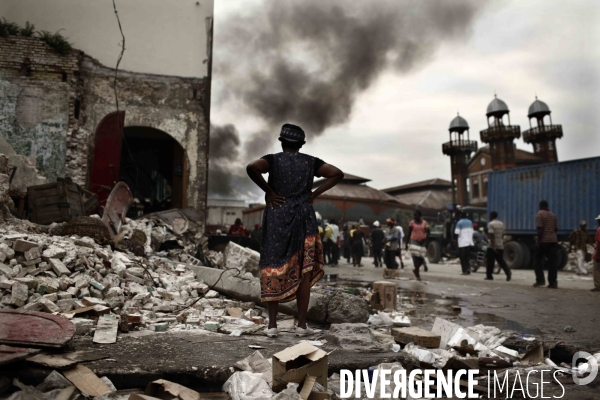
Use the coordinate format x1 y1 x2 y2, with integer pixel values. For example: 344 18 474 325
487 156 600 236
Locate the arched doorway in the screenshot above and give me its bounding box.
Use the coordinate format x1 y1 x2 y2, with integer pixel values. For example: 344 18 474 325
118 126 189 215
89 112 189 216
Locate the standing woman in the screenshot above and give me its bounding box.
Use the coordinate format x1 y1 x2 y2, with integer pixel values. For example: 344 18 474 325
352 224 365 267
246 124 344 338
405 210 429 281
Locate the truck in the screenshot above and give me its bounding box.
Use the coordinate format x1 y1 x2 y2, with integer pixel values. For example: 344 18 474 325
486 156 600 269
426 156 600 270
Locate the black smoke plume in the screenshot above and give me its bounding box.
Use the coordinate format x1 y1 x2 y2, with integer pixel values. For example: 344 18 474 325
210 0 489 195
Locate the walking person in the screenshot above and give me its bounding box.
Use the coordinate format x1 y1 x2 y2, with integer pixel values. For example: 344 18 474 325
383 218 400 269
342 225 352 264
371 221 384 267
246 123 343 337
569 221 591 275
591 215 600 292
533 200 559 288
406 211 429 281
352 224 365 267
396 224 406 269
329 220 340 266
455 211 474 275
323 222 334 265
485 211 512 281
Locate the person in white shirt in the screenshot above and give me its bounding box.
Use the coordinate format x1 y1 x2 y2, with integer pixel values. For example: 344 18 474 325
395 225 405 269
454 211 474 275
329 220 340 266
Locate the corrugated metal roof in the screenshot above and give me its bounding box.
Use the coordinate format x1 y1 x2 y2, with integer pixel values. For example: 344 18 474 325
393 190 452 210
318 182 400 202
383 178 451 195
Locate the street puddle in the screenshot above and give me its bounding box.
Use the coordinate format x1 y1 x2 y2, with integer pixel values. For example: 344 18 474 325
396 289 540 335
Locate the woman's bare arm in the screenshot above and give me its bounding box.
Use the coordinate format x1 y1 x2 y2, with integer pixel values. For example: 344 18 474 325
246 159 285 207
309 164 344 203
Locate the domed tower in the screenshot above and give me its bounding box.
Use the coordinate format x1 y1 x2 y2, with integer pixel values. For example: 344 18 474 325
480 95 521 170
442 114 477 205
522 97 562 163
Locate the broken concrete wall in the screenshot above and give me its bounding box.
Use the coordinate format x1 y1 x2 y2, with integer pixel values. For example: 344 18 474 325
78 56 209 225
0 36 80 182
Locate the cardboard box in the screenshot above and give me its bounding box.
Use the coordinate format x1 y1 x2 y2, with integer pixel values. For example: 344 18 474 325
371 281 397 310
383 269 400 279
145 379 201 400
392 327 441 348
272 342 329 392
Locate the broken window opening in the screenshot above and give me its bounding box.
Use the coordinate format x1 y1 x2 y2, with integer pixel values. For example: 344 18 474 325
74 99 81 119
61 72 67 82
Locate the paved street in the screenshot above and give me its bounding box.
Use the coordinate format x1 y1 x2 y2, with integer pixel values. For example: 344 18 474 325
324 255 600 350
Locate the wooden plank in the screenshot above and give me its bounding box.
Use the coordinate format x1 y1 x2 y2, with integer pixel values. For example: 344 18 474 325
63 364 111 397
93 316 119 344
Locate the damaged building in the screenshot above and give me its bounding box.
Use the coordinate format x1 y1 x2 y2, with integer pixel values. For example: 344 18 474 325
0 14 212 229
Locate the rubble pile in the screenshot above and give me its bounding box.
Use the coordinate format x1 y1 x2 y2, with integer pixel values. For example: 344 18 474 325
0 214 274 337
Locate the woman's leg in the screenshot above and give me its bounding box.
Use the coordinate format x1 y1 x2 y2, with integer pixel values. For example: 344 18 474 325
267 301 279 329
412 256 422 281
296 273 312 329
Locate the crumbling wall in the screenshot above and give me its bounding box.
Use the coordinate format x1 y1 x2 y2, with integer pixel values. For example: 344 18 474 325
0 36 80 182
79 56 209 224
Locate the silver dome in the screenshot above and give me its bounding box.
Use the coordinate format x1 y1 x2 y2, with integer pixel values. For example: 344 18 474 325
449 115 469 131
486 96 509 116
528 98 551 118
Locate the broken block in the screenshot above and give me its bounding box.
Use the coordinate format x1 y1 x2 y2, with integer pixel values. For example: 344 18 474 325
0 263 12 277
82 297 107 307
24 246 42 261
10 282 29 307
0 243 15 259
13 239 39 253
392 327 441 348
49 258 70 276
42 245 67 260
14 277 38 289
57 298 75 313
22 258 41 266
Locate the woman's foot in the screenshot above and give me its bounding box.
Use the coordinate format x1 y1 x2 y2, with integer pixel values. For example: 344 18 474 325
295 326 315 337
265 327 278 338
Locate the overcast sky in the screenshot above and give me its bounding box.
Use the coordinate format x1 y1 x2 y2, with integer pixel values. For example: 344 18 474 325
211 0 600 192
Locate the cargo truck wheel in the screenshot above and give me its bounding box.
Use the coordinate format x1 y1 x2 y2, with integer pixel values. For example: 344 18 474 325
520 243 531 269
427 241 442 264
556 246 568 270
504 241 526 269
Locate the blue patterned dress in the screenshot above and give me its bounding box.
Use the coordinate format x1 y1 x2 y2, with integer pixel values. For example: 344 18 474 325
259 152 325 302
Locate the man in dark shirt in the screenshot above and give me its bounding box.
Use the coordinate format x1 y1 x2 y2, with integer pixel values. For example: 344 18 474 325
370 221 385 267
533 200 559 288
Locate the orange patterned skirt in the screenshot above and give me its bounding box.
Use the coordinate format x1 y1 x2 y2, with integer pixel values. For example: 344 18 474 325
260 233 325 302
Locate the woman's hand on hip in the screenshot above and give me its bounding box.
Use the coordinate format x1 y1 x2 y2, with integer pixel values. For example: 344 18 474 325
266 191 285 209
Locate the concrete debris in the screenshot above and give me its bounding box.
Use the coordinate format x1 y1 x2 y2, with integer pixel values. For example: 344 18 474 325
325 323 387 352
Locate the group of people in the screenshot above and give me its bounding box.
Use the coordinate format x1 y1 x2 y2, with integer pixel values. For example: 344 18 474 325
454 201 600 291
243 123 600 339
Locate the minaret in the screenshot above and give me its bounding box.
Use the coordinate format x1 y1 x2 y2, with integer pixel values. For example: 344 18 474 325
522 97 562 163
443 114 477 205
480 95 521 170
